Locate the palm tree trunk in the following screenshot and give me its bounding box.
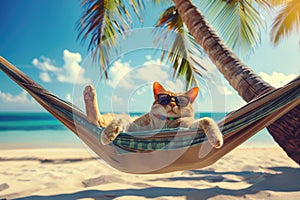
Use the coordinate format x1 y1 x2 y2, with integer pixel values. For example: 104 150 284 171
173 0 300 164
267 105 300 164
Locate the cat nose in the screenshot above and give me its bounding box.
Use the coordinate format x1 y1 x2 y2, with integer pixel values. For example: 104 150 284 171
170 101 176 108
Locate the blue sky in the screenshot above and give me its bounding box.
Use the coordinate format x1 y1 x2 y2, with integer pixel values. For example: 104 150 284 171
0 0 299 113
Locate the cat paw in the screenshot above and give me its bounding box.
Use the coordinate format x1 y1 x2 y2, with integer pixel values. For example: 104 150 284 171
101 117 129 145
101 125 121 145
199 117 223 149
206 125 223 149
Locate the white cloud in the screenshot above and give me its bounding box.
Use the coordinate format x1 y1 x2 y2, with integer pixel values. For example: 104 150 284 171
39 72 52 82
107 60 134 89
135 62 169 82
107 58 171 89
33 50 91 85
57 50 91 85
259 72 297 88
143 57 162 65
32 57 61 72
217 86 233 95
0 90 35 104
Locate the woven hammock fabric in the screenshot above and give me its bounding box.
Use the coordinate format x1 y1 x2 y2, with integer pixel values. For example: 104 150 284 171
0 57 299 174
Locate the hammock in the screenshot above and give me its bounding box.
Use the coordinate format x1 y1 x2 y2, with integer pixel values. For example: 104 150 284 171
0 57 299 174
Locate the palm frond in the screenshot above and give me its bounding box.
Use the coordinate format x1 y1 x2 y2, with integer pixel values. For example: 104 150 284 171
268 0 290 6
254 0 273 11
154 6 206 89
77 0 106 49
125 0 145 22
271 0 300 45
198 0 272 54
77 0 144 78
152 0 172 5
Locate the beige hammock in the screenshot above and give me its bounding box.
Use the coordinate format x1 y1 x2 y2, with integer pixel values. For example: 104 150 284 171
0 56 299 174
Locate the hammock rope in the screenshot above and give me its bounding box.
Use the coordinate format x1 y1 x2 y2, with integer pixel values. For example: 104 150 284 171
0 56 299 174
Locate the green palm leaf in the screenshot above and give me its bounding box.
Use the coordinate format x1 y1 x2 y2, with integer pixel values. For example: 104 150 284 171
271 0 300 45
155 6 205 89
198 0 272 54
77 0 144 78
77 0 106 50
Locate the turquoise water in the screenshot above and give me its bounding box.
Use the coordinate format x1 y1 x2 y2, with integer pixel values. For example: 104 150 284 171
0 112 276 148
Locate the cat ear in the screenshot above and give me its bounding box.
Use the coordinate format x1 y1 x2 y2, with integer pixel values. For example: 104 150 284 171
153 82 167 96
185 87 199 103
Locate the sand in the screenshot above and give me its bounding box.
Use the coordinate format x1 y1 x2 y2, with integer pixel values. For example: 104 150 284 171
0 146 299 200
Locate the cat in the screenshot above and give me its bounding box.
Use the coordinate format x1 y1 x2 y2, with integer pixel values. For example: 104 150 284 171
84 82 223 148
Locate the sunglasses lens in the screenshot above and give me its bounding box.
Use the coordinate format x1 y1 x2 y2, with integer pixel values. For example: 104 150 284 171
158 94 190 107
157 94 171 105
175 96 190 107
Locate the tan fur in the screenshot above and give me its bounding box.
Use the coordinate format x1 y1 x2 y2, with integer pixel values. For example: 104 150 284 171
84 82 223 148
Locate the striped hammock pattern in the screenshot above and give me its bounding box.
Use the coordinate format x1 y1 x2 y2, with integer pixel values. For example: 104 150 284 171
76 77 299 152
1 56 299 174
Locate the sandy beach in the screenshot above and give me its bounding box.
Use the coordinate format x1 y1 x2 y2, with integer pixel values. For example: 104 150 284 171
0 145 299 200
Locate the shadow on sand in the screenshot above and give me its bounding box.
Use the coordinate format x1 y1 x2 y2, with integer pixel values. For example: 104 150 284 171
11 167 300 200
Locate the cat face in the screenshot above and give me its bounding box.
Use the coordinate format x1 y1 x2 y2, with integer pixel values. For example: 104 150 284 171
151 82 199 119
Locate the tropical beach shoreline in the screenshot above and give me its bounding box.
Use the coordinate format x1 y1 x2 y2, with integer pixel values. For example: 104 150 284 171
1 112 299 199
0 0 299 199
0 145 299 200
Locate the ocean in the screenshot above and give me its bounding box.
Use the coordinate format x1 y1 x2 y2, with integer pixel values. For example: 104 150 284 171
0 112 276 149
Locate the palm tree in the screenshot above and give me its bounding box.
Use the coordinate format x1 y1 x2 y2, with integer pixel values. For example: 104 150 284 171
172 0 299 164
77 0 299 164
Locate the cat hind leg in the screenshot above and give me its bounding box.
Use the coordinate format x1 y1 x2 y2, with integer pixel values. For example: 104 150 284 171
83 85 102 126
